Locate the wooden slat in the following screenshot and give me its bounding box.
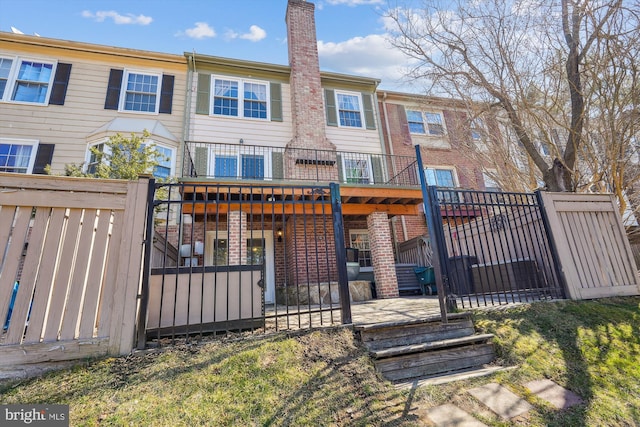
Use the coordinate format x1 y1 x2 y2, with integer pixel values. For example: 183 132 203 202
553 201 615 212
59 209 98 341
24 208 66 343
0 206 16 265
6 208 51 344
42 209 83 341
372 334 495 359
181 201 418 216
0 338 109 365
78 210 113 339
97 211 125 338
0 173 129 194
0 189 126 210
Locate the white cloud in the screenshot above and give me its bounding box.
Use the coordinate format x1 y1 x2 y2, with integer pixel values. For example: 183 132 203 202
225 25 267 42
181 22 216 39
81 10 152 25
240 25 267 42
318 34 417 90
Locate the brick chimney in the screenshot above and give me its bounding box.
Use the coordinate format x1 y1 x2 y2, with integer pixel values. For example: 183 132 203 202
285 0 335 151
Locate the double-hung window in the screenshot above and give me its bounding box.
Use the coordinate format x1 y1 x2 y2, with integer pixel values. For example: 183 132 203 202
349 230 372 268
121 71 159 113
0 57 56 104
470 118 484 140
211 148 270 180
336 91 363 128
212 76 268 120
86 140 175 179
0 139 38 173
342 154 372 184
407 109 445 136
425 167 459 203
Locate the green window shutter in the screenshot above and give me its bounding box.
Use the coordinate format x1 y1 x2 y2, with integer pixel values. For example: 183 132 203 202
49 63 72 105
270 82 283 122
194 147 208 177
336 154 343 183
196 73 211 115
104 69 123 110
32 144 55 174
272 152 284 180
324 89 338 127
361 92 376 130
371 157 384 184
159 74 174 114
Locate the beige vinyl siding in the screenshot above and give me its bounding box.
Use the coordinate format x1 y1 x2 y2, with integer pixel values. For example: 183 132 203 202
189 76 293 147
0 41 187 175
325 127 383 154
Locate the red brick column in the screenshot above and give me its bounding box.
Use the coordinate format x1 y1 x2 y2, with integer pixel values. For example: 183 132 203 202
367 211 399 298
228 211 247 266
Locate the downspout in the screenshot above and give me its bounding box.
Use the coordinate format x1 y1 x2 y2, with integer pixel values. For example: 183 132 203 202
181 52 196 178
381 91 409 243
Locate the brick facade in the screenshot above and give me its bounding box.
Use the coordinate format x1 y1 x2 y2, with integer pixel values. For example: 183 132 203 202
285 0 334 152
367 211 399 298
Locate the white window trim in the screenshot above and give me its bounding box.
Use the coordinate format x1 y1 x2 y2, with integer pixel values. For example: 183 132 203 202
341 153 374 184
348 229 372 268
118 69 162 115
85 138 176 178
0 138 39 173
424 166 459 188
208 146 273 180
210 75 270 121
335 90 365 129
0 55 57 105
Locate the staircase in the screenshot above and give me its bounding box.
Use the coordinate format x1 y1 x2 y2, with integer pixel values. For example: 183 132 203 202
354 312 496 384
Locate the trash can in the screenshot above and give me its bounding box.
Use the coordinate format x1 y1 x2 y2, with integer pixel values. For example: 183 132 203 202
414 266 436 295
447 255 478 295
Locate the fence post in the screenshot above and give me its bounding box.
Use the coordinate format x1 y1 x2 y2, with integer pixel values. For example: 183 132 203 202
415 145 449 322
330 182 352 324
534 190 569 299
136 178 156 350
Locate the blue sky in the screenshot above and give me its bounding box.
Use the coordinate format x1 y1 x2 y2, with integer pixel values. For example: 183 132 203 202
0 0 419 91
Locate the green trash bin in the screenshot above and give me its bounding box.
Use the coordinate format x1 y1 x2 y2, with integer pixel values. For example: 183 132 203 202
414 267 436 295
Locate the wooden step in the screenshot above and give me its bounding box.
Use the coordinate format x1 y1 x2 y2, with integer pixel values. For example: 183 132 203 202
371 333 495 359
373 341 496 381
356 312 475 351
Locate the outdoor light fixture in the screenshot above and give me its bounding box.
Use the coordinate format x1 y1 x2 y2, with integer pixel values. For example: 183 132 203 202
277 228 283 242
239 138 244 144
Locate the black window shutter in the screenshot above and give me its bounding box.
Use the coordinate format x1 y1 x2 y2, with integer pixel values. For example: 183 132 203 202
196 73 211 115
361 92 376 130
49 63 72 105
324 89 338 127
32 144 55 174
270 82 283 122
159 74 174 114
104 69 123 110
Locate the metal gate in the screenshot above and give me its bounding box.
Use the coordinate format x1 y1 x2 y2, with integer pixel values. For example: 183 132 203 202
422 186 565 309
137 182 351 347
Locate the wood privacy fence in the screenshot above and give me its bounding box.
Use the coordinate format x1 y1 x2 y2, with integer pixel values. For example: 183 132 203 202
539 192 640 299
0 174 150 374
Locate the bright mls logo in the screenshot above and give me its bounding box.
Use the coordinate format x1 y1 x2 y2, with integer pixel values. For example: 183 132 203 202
2 405 69 426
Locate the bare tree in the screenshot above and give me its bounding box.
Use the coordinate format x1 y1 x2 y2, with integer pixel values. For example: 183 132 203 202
385 0 633 192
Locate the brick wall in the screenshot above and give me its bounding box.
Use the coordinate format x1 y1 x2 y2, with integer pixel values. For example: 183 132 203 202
285 215 337 286
367 211 399 298
285 0 334 151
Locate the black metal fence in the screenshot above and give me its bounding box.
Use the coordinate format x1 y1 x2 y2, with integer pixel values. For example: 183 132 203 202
424 187 565 309
138 182 351 346
182 141 418 186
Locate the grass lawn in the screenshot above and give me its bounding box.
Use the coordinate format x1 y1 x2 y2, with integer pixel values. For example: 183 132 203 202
1 297 638 426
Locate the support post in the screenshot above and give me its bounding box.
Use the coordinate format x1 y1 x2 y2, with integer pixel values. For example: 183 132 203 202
330 183 352 324
415 145 449 323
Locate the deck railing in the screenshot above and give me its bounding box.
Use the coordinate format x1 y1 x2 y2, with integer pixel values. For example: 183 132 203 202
182 141 419 187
